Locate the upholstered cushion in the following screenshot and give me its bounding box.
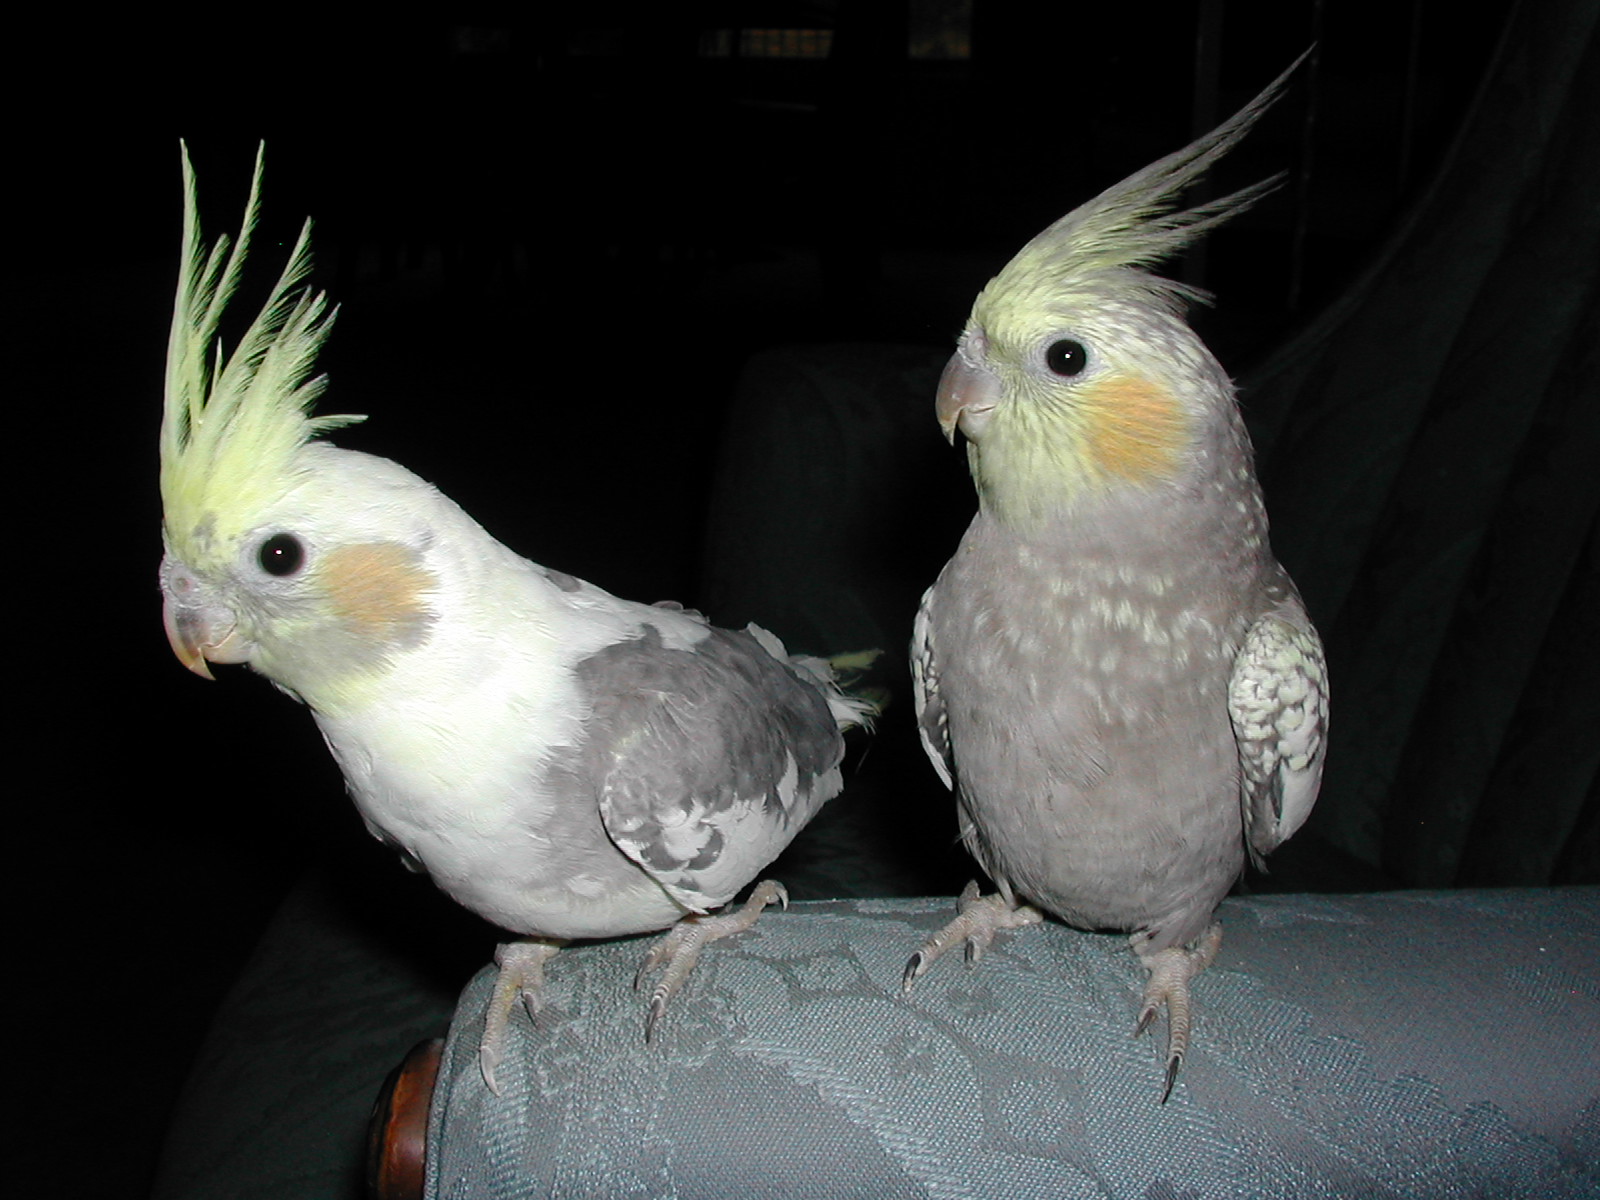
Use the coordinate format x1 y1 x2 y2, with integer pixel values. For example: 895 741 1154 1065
426 889 1599 1199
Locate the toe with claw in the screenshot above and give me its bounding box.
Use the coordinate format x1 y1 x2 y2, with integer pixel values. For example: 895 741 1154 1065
480 938 565 1095
903 881 1044 993
1132 922 1223 1103
635 879 789 1041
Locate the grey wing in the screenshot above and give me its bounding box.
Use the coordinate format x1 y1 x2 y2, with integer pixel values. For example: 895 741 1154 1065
1228 601 1330 866
911 585 956 790
585 625 847 912
912 584 1011 888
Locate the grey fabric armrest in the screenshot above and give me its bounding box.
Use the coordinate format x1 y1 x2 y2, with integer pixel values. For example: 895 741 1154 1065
426 889 1599 1199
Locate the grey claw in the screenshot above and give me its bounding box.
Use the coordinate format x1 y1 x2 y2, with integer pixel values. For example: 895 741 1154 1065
1134 1005 1158 1038
902 952 925 993
644 993 667 1042
1159 1054 1182 1104
480 1046 504 1097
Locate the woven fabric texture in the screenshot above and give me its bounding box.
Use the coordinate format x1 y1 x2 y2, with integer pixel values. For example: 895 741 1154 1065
427 888 1599 1199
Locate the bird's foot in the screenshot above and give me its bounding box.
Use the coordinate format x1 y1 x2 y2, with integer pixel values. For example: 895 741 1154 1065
903 880 1044 992
1132 922 1223 1103
634 879 788 1041
480 938 564 1095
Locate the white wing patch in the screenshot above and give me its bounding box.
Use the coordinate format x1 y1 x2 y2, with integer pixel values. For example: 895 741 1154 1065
604 757 808 913
912 586 955 790
1229 612 1329 862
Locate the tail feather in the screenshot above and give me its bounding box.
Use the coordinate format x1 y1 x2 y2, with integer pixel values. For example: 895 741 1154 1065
795 649 886 733
746 625 884 733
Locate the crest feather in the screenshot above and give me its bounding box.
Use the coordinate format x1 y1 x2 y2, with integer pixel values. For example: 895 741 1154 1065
160 143 363 560
980 52 1307 317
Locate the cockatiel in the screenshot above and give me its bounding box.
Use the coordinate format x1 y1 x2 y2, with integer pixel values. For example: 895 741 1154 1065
903 60 1328 1102
157 147 874 1092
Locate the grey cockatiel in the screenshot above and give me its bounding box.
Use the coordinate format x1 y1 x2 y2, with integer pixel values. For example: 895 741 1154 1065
903 62 1328 1101
155 146 876 1093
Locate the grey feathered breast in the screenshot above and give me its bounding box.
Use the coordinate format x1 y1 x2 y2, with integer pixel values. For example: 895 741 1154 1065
913 517 1296 947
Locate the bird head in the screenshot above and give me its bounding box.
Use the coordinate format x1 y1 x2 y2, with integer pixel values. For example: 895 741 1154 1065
939 58 1302 528
159 146 447 714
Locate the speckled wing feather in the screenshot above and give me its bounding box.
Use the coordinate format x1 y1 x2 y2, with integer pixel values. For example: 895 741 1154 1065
911 586 1002 886
1229 598 1329 866
911 585 955 790
582 625 846 913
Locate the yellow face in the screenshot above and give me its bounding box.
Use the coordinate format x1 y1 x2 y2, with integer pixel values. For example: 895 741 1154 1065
937 283 1207 526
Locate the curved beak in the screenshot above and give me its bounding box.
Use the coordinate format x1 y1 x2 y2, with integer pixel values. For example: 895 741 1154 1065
936 351 1003 444
160 557 248 679
163 593 216 679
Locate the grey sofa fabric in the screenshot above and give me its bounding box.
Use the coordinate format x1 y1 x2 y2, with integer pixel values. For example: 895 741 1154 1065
426 889 1599 1199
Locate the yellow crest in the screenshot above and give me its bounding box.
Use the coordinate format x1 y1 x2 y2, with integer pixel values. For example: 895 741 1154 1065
977 52 1306 331
160 144 363 564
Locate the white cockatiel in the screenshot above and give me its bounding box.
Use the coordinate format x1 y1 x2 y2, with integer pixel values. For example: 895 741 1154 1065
157 147 874 1091
904 61 1328 1101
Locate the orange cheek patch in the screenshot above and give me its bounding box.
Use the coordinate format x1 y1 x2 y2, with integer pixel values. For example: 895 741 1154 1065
318 541 435 647
1079 375 1189 484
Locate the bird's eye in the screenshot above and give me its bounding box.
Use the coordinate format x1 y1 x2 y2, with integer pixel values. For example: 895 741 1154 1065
1045 339 1088 377
258 533 306 577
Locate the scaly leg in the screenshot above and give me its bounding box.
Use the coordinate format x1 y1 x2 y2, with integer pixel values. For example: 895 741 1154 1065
902 880 1044 992
634 880 789 1040
480 938 565 1095
1132 922 1223 1103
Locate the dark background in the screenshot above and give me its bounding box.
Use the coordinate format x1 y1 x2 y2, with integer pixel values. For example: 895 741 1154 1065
15 3 1591 1196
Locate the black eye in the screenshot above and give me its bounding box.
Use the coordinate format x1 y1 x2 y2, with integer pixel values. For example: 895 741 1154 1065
1045 338 1088 376
258 533 305 577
